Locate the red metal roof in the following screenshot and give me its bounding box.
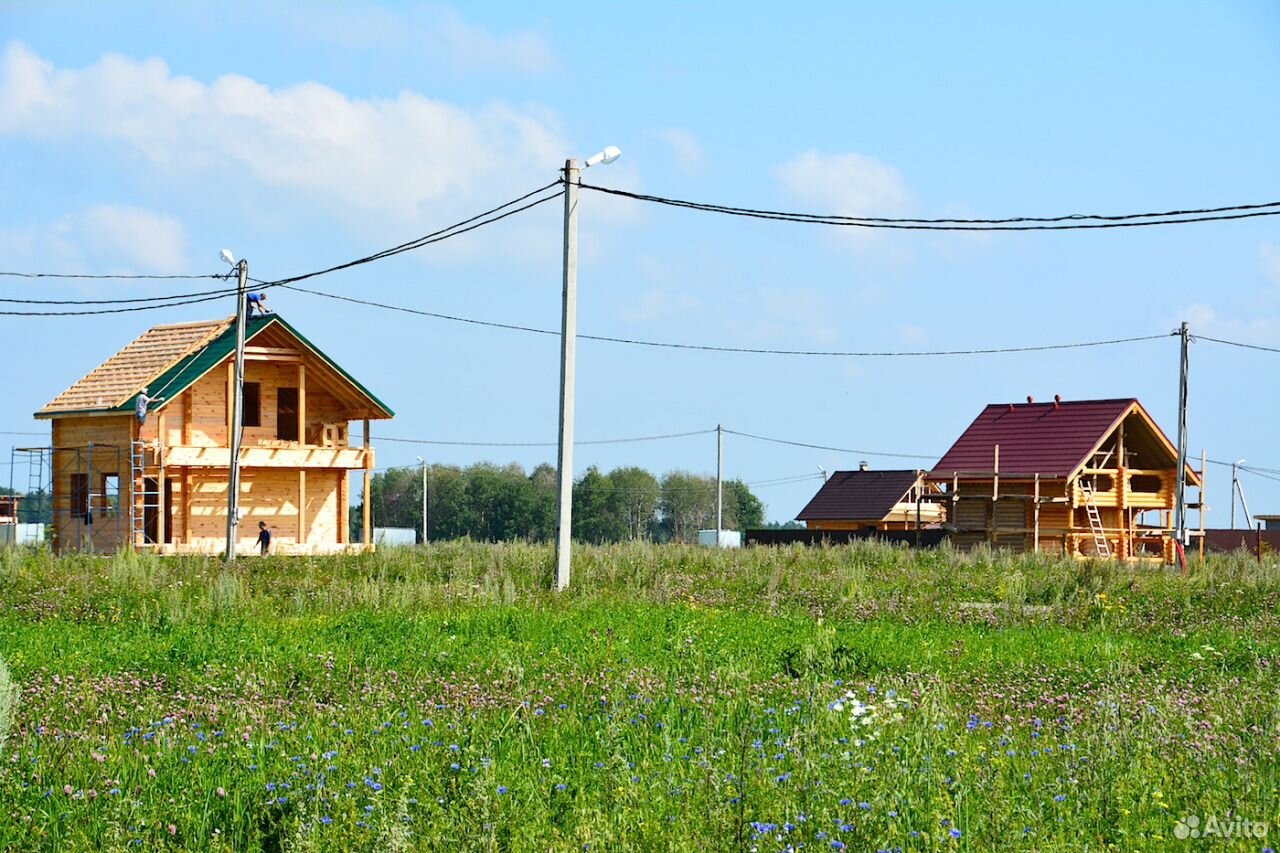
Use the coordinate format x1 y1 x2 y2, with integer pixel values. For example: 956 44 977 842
796 469 921 521
928 398 1138 479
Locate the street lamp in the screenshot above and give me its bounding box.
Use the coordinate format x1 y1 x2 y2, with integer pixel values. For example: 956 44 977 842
555 145 621 591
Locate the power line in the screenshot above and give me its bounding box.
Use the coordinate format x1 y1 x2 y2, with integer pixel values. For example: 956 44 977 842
0 272 224 280
0 290 238 317
256 182 563 289
722 428 937 461
1196 335 1280 354
0 283 243 306
374 429 714 448
282 283 1174 357
578 183 1280 231
0 183 563 317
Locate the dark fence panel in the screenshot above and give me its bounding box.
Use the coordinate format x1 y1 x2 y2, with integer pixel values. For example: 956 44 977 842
745 528 947 548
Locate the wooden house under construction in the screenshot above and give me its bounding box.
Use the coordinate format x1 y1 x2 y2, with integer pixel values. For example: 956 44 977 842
34 314 393 555
927 397 1201 561
795 467 944 531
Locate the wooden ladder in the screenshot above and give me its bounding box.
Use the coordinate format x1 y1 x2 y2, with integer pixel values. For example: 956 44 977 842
1079 480 1111 558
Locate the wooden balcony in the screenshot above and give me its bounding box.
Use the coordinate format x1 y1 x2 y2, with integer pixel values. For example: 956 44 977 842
161 444 373 470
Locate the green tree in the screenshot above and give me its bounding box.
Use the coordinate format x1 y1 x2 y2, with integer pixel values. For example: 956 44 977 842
657 471 715 543
573 466 623 543
606 466 660 541
725 478 765 531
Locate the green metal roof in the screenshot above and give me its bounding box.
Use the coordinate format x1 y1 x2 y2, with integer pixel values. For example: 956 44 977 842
117 313 394 418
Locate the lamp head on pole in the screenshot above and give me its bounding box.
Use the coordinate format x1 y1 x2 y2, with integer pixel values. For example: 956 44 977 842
219 249 236 266
583 145 621 168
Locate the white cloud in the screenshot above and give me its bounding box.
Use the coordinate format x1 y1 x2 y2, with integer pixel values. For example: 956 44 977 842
0 204 188 273
655 128 705 175
1261 243 1280 286
79 205 188 271
0 41 568 232
284 5 556 75
774 149 911 217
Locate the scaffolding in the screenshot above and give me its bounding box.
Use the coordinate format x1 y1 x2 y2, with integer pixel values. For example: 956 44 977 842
48 443 128 554
7 446 51 524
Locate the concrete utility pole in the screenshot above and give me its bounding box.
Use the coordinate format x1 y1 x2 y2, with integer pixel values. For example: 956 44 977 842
554 146 620 591
716 424 724 543
225 258 249 561
1173 321 1190 548
418 456 428 544
554 158 581 592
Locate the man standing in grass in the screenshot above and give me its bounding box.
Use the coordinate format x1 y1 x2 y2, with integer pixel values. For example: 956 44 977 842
255 521 272 556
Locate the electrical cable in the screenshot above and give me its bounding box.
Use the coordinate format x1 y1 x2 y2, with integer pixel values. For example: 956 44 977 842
0 272 224 280
0 182 563 316
373 429 714 448
257 183 563 289
722 428 937 460
578 183 1280 231
0 283 245 306
1195 335 1280 354
282 283 1174 357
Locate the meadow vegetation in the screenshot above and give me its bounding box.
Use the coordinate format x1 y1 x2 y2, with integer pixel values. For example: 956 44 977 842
1 541 1278 851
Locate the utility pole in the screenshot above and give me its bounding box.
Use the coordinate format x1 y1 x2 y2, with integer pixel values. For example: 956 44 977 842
716 424 724 544
1173 321 1190 549
554 159 581 591
418 456 428 544
225 258 248 561
1231 460 1241 529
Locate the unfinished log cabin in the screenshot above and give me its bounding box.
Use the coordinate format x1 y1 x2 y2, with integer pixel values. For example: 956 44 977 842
35 314 393 555
796 467 944 531
927 397 1201 562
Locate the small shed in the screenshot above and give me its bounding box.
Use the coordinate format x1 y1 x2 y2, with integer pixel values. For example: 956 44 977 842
796 468 943 531
34 313 393 555
927 397 1200 561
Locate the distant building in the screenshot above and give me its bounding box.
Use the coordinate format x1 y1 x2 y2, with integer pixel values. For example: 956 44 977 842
35 314 393 555
796 467 943 531
927 397 1199 561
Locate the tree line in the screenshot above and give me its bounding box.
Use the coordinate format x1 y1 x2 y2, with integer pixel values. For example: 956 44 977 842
356 463 765 544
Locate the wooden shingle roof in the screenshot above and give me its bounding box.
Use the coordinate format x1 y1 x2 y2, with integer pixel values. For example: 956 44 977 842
37 319 231 415
36 314 394 420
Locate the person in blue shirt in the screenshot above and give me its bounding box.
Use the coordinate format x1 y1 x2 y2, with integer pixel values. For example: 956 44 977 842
247 292 271 317
255 521 272 555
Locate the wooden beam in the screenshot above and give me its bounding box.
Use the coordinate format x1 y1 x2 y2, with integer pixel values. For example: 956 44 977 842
184 468 193 545
298 363 307 446
1033 473 1040 553
338 472 348 545
362 418 371 548
298 469 307 546
183 391 193 445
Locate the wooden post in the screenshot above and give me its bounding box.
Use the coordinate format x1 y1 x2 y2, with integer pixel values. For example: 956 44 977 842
1033 473 1041 553
298 363 307 445
298 469 307 547
362 418 371 548
338 472 348 545
182 391 193 446
226 361 235 444
184 469 193 545
156 413 166 549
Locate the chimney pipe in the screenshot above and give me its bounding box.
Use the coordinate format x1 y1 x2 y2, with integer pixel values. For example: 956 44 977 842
858 460 869 471
1026 395 1034 404
1054 394 1061 409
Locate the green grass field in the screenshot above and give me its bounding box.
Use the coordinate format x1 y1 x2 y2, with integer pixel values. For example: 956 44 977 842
1 542 1278 851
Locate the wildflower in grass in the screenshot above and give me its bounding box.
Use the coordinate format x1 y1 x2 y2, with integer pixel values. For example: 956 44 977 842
63 785 72 795
319 816 332 825
497 786 507 795
216 787 226 797
949 828 962 839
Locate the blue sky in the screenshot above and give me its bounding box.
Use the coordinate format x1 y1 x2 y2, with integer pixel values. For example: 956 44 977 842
2 1 1278 523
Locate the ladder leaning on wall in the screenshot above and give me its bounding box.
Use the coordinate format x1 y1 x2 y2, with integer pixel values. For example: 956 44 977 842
1079 479 1111 558
129 440 161 548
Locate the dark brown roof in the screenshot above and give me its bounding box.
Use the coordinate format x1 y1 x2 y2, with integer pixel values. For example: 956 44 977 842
796 469 921 521
929 398 1142 479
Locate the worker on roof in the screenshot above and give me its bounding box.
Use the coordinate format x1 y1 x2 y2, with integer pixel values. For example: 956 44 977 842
135 387 163 425
247 292 271 317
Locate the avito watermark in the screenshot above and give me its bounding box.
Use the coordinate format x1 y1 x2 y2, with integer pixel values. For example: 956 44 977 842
1175 814 1268 841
